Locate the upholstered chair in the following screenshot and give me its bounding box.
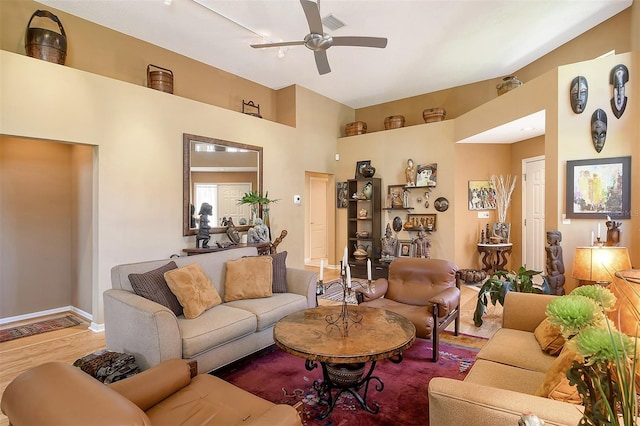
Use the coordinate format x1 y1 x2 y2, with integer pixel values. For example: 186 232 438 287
358 257 460 361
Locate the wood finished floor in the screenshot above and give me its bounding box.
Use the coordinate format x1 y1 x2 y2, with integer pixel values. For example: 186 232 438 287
0 266 501 425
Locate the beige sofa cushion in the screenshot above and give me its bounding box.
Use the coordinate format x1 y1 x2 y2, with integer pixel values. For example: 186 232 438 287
225 293 309 331
164 264 222 319
534 317 565 355
534 348 582 403
224 257 273 302
464 359 547 395
477 328 557 373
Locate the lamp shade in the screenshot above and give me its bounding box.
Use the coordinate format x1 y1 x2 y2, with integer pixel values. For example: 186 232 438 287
572 246 632 282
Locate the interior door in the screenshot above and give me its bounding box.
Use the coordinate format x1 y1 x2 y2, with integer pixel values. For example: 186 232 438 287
523 157 545 271
309 176 328 261
218 183 252 226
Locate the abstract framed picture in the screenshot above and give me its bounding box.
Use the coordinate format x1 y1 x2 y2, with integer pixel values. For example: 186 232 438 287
566 156 631 219
336 182 348 208
468 180 496 210
397 240 413 258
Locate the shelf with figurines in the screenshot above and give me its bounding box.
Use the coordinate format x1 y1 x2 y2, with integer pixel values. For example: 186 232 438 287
403 213 436 233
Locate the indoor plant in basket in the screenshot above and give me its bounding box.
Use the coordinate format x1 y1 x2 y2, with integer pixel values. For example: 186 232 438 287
545 281 638 426
473 266 551 326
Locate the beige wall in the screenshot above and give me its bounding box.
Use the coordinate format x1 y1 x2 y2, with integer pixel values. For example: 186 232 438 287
0 136 93 318
0 51 347 324
0 0 294 126
354 7 634 133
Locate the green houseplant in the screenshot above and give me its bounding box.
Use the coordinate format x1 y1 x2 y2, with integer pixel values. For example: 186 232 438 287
473 266 551 326
238 191 280 225
546 282 639 426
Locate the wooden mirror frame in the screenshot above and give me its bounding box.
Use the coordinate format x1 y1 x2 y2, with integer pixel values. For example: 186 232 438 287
183 133 263 236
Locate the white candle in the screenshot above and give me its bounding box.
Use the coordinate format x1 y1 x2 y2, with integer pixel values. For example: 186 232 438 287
346 266 352 288
319 259 323 281
343 245 348 265
597 223 601 238
367 258 372 281
591 231 595 245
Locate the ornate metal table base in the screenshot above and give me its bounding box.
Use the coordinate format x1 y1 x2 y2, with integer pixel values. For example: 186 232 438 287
305 354 403 418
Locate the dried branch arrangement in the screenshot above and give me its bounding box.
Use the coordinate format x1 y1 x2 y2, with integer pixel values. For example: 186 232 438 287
490 174 517 223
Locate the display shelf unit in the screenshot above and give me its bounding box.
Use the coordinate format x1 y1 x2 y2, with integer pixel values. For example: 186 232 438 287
347 178 382 279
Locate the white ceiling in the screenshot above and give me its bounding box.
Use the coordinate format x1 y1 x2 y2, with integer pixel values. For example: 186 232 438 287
38 0 630 144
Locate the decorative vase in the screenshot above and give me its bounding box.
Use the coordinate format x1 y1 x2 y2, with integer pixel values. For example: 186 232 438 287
359 208 368 219
422 107 446 123
361 165 376 178
362 182 373 199
262 207 270 228
345 121 367 136
251 205 259 225
496 76 523 95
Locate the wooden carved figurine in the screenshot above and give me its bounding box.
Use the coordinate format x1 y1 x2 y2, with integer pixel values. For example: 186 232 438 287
545 230 565 296
605 219 621 246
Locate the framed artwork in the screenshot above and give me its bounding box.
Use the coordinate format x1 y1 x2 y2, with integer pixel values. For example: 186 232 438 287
397 240 413 258
468 180 496 210
336 181 348 208
416 163 437 187
407 213 437 231
387 184 406 208
491 222 511 243
355 160 371 179
566 156 631 219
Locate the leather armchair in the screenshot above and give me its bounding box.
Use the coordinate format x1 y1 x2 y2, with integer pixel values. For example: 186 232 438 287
1 358 302 426
358 257 460 361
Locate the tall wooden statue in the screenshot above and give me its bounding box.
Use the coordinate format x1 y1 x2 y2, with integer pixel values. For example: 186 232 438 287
545 230 565 295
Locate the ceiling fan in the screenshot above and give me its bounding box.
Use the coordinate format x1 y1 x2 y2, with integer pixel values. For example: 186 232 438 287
250 0 388 75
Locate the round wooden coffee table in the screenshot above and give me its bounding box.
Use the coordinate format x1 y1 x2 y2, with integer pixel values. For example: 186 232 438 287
273 305 416 418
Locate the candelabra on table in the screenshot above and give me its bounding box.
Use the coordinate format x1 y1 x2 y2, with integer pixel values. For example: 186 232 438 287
319 261 376 337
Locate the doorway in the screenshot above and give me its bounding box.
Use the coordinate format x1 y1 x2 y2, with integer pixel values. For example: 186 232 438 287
522 156 545 271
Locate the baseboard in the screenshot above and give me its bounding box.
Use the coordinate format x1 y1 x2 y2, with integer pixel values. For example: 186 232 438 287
0 305 104 333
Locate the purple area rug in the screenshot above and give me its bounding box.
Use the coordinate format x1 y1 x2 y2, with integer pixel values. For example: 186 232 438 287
219 338 481 426
0 315 83 343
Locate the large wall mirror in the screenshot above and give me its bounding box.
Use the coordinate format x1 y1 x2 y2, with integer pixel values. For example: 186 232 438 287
183 133 263 236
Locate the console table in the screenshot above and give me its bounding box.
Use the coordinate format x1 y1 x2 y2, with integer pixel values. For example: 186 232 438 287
477 243 513 274
183 242 271 256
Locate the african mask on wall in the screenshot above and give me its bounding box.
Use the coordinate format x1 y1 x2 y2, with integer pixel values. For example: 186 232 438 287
610 64 628 118
591 109 607 153
569 76 588 113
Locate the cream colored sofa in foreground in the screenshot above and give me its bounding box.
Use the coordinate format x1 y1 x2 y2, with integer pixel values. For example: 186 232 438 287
105 246 317 373
429 292 584 426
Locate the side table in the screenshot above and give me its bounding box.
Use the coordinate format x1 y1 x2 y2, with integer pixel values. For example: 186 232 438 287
477 243 513 274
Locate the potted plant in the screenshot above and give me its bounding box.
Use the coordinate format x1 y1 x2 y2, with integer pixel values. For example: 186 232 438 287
258 191 280 227
546 281 638 425
238 191 280 226
490 174 517 242
473 266 551 326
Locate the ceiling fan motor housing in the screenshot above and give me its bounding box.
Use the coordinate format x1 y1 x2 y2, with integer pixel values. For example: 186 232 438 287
304 33 333 51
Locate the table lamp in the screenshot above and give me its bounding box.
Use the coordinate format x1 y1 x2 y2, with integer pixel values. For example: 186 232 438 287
572 246 632 286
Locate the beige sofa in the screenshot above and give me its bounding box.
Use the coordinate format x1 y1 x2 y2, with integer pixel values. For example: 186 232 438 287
1 359 301 426
429 292 584 426
105 246 317 373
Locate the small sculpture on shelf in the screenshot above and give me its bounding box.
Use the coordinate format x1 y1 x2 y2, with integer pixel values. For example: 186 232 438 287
195 203 212 248
381 224 397 261
248 218 270 243
405 158 416 187
225 217 240 244
545 230 565 296
605 217 622 246
411 226 431 258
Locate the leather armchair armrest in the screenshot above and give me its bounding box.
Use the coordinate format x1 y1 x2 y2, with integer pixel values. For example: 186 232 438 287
242 404 302 426
109 359 192 411
357 278 388 303
427 286 460 317
1 362 151 426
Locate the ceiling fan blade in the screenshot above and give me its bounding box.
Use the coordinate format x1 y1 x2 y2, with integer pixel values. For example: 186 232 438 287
314 50 331 75
300 0 323 34
332 36 388 48
250 41 305 49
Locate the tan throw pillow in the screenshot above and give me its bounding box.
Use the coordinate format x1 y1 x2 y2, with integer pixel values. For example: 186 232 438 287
224 256 273 302
534 347 583 404
164 263 222 319
534 317 565 355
